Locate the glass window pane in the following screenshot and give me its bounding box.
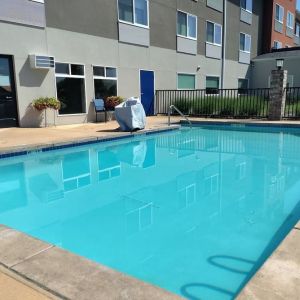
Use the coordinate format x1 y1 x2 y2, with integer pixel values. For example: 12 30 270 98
0 58 12 95
71 64 84 76
55 63 69 74
215 24 222 45
118 0 133 23
241 0 246 9
206 76 219 89
240 33 245 51
238 79 248 89
177 11 187 36
246 0 252 12
206 22 214 43
56 77 86 114
93 66 105 77
106 67 117 78
178 74 195 90
94 79 117 100
135 0 148 26
188 15 196 38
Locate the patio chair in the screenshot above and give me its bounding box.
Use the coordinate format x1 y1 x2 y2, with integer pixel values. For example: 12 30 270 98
93 99 107 122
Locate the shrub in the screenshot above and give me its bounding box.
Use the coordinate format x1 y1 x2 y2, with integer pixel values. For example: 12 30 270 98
105 96 124 110
32 97 61 111
173 98 192 115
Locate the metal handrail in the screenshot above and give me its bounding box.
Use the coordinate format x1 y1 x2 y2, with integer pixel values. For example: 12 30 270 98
168 105 192 126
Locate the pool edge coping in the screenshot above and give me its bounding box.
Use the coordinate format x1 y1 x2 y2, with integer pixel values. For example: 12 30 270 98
237 221 300 299
0 225 182 300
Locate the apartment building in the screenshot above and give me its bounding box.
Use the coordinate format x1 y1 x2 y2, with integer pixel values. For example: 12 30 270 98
262 0 297 51
295 10 300 46
0 0 264 127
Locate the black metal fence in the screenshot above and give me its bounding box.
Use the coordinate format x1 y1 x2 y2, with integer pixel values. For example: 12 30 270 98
283 87 300 119
155 88 270 119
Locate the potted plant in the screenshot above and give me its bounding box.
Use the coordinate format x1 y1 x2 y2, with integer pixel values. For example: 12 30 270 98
32 97 61 127
105 96 124 111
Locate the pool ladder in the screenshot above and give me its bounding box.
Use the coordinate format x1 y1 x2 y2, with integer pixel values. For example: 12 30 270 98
168 105 192 127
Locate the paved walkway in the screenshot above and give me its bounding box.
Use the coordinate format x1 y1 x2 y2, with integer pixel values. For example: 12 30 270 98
0 267 53 300
0 116 175 153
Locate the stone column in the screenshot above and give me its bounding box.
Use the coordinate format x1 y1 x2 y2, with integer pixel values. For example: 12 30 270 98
268 69 288 121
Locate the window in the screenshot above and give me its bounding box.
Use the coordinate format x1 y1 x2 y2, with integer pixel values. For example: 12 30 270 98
240 0 252 12
275 4 284 23
238 78 249 94
206 76 220 94
93 66 117 100
177 11 197 39
273 40 282 49
55 63 86 115
240 33 251 52
177 74 195 90
287 11 294 29
206 21 222 46
118 0 149 27
296 23 300 37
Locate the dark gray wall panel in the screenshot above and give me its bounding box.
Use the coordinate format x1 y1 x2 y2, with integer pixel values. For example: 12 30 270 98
150 0 177 50
45 0 118 39
0 0 45 28
226 0 263 61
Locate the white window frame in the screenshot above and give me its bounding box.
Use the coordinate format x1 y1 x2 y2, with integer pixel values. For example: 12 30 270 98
240 0 252 13
275 4 284 24
30 0 44 3
240 32 251 53
177 72 196 90
92 65 118 99
206 20 222 46
55 62 87 116
287 11 294 29
273 40 282 49
177 10 198 41
117 0 149 29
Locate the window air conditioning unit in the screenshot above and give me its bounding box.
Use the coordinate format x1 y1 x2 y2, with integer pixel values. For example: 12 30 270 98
29 55 55 69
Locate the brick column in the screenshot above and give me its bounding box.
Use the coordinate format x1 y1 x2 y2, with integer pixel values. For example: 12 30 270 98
268 69 288 121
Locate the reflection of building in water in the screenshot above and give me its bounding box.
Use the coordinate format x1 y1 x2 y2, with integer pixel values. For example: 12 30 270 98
62 150 91 192
97 150 121 181
0 163 27 212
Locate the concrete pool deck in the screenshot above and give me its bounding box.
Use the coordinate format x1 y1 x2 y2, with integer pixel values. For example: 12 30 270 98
0 116 300 299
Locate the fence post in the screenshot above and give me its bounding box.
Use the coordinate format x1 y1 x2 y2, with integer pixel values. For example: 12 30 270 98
268 69 288 120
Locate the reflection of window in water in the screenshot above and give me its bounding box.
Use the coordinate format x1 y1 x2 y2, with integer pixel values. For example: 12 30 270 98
126 202 153 235
62 150 91 192
235 162 246 180
98 150 121 181
204 174 219 195
0 163 27 212
178 184 196 209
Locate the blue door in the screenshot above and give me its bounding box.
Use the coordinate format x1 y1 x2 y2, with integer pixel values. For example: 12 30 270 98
140 70 155 116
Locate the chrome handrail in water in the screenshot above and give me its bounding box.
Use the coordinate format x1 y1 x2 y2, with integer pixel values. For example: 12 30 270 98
168 105 192 127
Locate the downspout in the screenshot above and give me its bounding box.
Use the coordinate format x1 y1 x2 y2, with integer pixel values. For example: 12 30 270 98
221 0 227 89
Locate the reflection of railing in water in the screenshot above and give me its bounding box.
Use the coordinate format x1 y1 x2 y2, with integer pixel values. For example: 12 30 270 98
156 129 300 159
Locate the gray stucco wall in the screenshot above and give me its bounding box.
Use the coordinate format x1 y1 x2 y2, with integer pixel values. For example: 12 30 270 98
0 21 252 127
252 58 300 88
0 0 45 27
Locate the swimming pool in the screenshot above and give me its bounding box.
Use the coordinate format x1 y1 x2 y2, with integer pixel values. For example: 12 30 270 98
0 125 299 300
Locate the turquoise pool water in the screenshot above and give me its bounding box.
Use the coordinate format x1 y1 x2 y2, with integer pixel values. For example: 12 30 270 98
0 125 300 299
